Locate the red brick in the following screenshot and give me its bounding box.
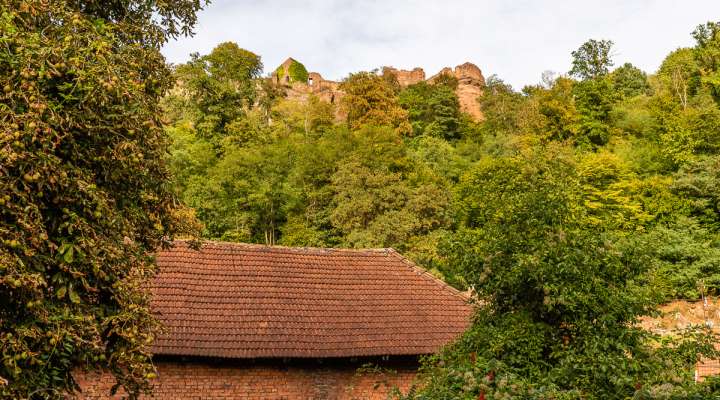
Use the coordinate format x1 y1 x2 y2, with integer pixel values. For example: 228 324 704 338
75 358 419 400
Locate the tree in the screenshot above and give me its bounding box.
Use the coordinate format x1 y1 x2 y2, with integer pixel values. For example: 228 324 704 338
328 127 450 250
406 148 719 399
692 21 720 104
339 71 412 135
570 39 615 80
398 78 463 140
611 62 651 98
638 217 720 300
573 77 618 146
478 76 524 136
576 150 650 229
536 77 581 142
657 48 701 109
649 79 720 167
175 42 263 146
0 0 203 397
184 137 295 244
270 96 335 138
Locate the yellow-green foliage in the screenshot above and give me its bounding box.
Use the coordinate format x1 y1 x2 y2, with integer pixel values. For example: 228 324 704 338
0 0 203 397
161 23 720 399
275 59 309 83
339 71 412 135
288 59 309 83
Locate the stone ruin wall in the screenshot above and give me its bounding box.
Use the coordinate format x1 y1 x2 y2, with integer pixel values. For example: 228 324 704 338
275 61 485 121
305 72 342 104
381 62 485 120
382 66 426 86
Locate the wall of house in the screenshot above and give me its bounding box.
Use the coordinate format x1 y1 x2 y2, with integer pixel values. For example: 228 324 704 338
74 357 419 400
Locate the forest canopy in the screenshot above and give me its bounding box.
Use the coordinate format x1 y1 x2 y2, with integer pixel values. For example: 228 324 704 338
0 0 204 398
3 0 720 395
161 21 720 399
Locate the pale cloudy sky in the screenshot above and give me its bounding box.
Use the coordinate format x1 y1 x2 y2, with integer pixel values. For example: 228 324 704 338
162 0 720 89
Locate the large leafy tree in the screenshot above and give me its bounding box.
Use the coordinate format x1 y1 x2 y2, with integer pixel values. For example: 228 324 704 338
0 0 203 397
398 78 463 140
570 39 615 80
558 39 621 147
477 76 525 137
339 71 412 135
573 77 617 146
407 148 719 399
174 42 263 147
657 48 702 110
611 62 651 98
693 21 720 103
535 77 581 142
651 38 720 167
184 136 296 244
329 127 451 251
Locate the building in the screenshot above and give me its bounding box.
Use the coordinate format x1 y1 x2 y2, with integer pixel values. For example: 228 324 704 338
76 241 473 399
271 58 486 120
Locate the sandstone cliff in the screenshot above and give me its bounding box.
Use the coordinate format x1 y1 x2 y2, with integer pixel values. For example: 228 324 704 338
272 60 485 121
428 63 485 120
382 66 426 86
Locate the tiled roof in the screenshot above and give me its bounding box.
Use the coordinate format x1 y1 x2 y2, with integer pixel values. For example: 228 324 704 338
150 241 473 359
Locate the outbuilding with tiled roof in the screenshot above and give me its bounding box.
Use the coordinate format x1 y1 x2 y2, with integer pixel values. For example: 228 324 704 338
76 241 473 399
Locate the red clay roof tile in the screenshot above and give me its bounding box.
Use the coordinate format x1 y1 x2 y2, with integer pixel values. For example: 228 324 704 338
149 241 472 359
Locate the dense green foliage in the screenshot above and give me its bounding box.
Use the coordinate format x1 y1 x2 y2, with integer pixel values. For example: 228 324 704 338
0 0 202 398
570 39 615 80
409 149 719 399
287 59 309 83
158 22 720 399
165 29 720 302
11 0 720 396
403 32 720 399
274 59 308 84
398 77 477 140
172 42 262 147
339 71 413 135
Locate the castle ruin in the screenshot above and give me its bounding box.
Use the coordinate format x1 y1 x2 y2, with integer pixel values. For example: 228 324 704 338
271 58 485 120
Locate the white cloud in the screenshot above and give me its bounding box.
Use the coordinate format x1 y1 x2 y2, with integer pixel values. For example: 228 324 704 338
162 0 720 89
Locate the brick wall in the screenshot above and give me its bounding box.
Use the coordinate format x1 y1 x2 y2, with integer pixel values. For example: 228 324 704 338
74 356 419 400
697 358 720 381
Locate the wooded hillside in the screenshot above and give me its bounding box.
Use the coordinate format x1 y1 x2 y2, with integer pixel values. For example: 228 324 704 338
161 24 720 398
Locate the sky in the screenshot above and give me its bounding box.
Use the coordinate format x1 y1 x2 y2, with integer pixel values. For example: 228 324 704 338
162 0 720 89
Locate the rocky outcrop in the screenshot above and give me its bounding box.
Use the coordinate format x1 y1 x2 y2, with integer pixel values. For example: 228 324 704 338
454 62 485 84
271 59 485 121
384 63 485 120
382 67 426 86
429 63 485 120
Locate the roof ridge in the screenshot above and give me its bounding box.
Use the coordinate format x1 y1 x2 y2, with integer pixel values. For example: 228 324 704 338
384 248 472 302
172 241 471 301
172 239 393 254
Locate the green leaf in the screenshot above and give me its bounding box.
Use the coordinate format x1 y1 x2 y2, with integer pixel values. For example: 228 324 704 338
63 246 74 264
56 286 67 299
68 286 80 304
